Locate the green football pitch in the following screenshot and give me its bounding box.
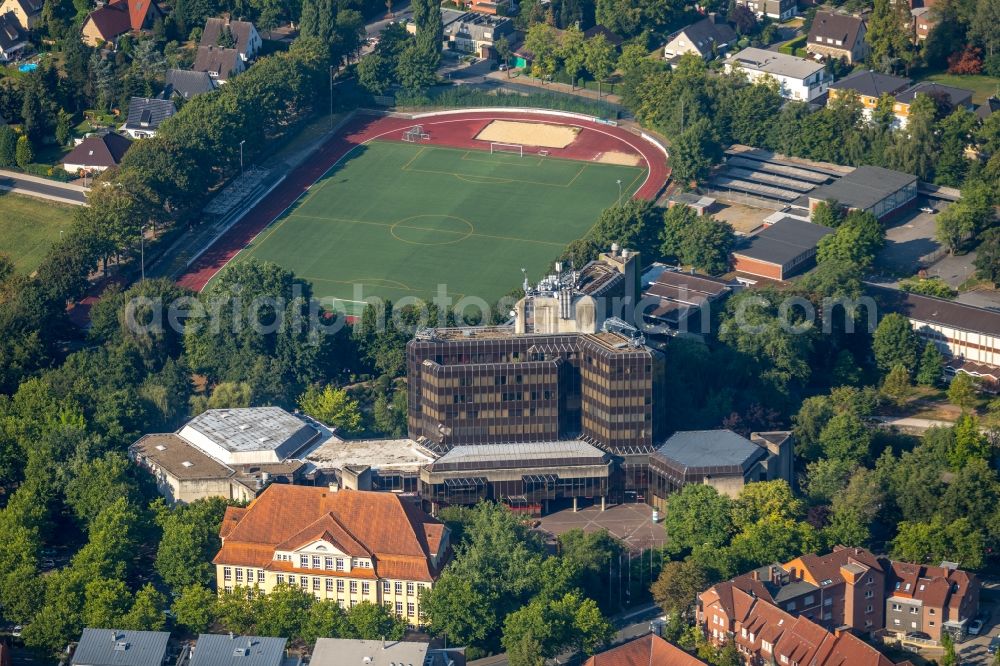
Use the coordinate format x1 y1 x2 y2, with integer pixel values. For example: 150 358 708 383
227 140 647 315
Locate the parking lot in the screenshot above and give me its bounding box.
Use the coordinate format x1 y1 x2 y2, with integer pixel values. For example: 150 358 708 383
960 598 999 664
876 200 947 275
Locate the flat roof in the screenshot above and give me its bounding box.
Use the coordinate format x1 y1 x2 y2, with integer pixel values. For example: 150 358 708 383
190 635 288 666
726 47 825 79
72 629 170 666
306 437 438 473
430 440 610 472
652 429 765 473
132 433 235 480
183 407 317 454
732 217 833 266
809 165 917 210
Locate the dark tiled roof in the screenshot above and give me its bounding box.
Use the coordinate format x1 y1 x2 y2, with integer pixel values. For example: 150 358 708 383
807 11 865 50
193 45 241 79
164 68 218 99
869 285 1000 337
583 24 623 46
62 132 133 167
14 0 43 17
124 97 176 132
673 16 737 56
84 0 132 41
200 17 256 51
976 97 1000 121
829 70 911 98
0 11 25 51
732 217 833 266
895 81 974 107
71 629 170 666
190 635 287 666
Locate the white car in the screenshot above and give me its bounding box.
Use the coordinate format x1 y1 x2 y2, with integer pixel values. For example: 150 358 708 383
969 619 985 635
920 206 936 214
498 64 508 71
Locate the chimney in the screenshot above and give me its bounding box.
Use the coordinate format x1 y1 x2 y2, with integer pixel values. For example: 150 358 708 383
229 632 234 640
328 482 339 493
752 570 760 581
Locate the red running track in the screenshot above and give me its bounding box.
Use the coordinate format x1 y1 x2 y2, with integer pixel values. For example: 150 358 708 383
176 109 671 293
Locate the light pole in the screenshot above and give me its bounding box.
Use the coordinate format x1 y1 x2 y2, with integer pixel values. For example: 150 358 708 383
239 139 246 182
616 179 622 205
140 224 145 281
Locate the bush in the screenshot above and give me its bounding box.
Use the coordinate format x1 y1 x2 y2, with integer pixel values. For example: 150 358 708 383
898 276 957 299
985 54 1000 78
778 35 807 57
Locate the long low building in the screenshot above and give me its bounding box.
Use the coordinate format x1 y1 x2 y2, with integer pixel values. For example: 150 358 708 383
731 217 833 280
872 286 1000 387
419 440 613 515
808 165 917 221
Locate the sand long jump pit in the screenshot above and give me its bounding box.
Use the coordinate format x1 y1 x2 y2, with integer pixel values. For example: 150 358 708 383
475 120 581 148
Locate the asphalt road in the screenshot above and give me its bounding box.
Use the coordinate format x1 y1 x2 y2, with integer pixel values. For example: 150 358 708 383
0 172 86 205
365 1 413 36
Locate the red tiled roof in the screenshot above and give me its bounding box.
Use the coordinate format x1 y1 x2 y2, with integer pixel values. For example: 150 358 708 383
214 485 447 583
582 634 707 666
84 0 131 40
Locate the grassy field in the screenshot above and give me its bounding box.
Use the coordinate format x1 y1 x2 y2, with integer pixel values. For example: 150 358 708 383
0 192 73 273
919 71 1000 105
225 141 646 314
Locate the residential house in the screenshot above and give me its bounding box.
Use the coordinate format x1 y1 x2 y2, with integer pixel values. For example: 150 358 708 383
81 0 161 47
189 634 300 666
200 17 261 63
911 6 936 41
649 430 793 508
783 547 888 632
0 0 43 31
442 12 513 59
212 484 450 626
975 96 999 122
583 24 624 47
162 68 217 100
735 0 796 21
724 47 829 101
893 81 974 127
121 97 176 139
885 561 980 642
808 165 917 221
582 634 707 665
870 286 1000 388
662 14 738 61
806 11 868 63
129 406 320 504
827 70 911 118
0 11 27 62
311 639 465 666
62 132 132 174
192 45 244 83
699 583 896 665
730 216 833 280
70 628 170 666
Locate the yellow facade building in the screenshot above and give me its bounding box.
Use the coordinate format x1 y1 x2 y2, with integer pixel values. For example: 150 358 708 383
213 484 450 626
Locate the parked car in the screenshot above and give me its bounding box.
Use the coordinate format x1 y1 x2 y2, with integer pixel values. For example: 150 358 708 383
969 619 985 635
988 635 1000 655
499 63 508 71
906 631 932 640
42 558 56 569
920 206 936 214
12 625 21 637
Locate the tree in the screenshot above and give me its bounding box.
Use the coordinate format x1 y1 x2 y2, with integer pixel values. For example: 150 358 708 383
811 199 844 227
357 51 394 94
300 600 348 644
805 457 856 504
396 41 438 91
881 364 912 405
975 228 1000 285
560 25 586 87
155 497 227 593
525 23 559 79
56 109 73 146
825 467 884 547
891 515 984 569
669 117 718 187
15 135 34 170
584 34 616 96
496 35 513 75
969 0 1000 58
949 413 990 469
507 633 545 666
65 453 142 528
591 199 661 260
948 373 979 411
0 123 17 167
617 42 647 74
818 412 873 464
344 601 407 640
873 313 920 374
732 481 803 531
816 210 884 269
651 558 710 617
255 584 313 639
298 384 362 432
122 584 167 631
501 592 613 659
866 0 913 73
662 483 734 553
916 342 944 386
172 584 217 633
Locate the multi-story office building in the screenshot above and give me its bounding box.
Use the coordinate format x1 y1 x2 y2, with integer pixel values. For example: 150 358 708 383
406 326 665 454
213 484 449 627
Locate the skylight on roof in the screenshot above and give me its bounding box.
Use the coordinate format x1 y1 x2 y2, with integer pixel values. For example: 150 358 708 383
182 461 193 467
155 445 166 451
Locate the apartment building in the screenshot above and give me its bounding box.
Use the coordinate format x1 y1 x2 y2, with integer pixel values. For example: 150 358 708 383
806 11 868 64
724 48 829 101
827 71 912 119
213 484 449 627
885 561 980 642
735 0 796 20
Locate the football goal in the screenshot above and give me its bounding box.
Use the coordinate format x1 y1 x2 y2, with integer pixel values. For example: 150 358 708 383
490 142 524 156
402 125 430 142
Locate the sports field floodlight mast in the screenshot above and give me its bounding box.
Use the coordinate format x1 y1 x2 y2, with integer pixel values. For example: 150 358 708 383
617 179 622 204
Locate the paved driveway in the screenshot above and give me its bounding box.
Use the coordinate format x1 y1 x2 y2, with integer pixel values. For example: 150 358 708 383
960 598 997 664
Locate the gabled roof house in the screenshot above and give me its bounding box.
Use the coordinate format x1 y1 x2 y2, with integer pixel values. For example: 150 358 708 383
81 0 161 47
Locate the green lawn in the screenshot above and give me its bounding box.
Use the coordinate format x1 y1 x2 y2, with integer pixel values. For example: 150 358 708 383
0 192 74 273
223 141 646 314
919 71 1000 105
